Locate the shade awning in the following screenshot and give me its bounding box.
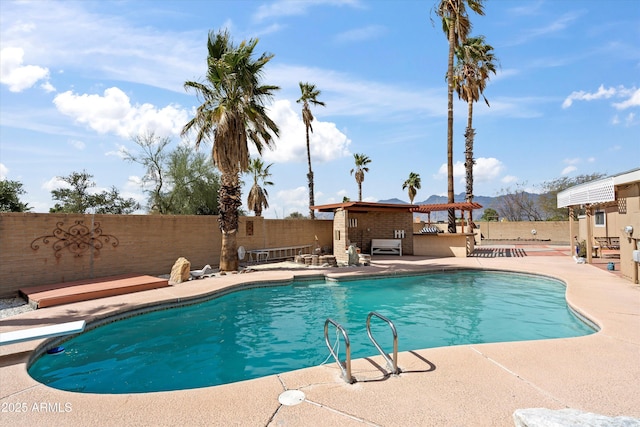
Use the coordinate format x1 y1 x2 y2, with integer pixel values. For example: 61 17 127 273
311 201 414 213
411 202 483 213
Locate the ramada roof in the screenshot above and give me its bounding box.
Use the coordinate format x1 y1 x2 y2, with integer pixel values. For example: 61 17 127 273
411 202 483 213
311 201 483 213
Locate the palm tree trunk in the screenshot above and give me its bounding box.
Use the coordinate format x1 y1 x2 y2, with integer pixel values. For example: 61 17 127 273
306 127 315 219
218 171 241 271
358 183 362 201
465 99 475 234
447 18 456 234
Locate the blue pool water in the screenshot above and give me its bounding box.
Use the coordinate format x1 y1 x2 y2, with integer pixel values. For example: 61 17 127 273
28 270 595 394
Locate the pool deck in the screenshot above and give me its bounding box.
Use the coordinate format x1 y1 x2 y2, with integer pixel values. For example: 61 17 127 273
1 246 639 426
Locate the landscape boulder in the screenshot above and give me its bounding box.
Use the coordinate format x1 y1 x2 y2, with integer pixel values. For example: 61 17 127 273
169 257 191 285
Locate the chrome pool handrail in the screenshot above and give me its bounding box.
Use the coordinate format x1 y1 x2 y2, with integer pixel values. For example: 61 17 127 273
324 318 353 384
366 311 400 375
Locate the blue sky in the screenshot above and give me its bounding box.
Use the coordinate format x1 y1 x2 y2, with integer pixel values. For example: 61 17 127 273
1 0 638 217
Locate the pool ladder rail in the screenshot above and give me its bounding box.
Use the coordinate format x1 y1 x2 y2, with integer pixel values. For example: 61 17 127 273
323 311 401 384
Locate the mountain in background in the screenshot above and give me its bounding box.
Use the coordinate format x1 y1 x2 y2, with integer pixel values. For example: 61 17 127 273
315 192 541 221
380 193 502 222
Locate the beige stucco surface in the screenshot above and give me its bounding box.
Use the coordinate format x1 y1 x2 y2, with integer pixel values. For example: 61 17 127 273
1 251 639 426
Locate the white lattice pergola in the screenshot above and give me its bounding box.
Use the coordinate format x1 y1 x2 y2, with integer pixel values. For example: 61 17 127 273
556 168 640 266
557 178 615 208
557 169 640 208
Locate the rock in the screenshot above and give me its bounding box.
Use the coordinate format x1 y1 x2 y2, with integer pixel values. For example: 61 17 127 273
347 244 359 266
169 257 191 285
513 408 640 427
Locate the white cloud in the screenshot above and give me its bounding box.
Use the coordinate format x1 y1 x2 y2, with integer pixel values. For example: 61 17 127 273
561 165 577 175
275 186 308 208
624 112 637 126
562 85 639 109
435 157 504 184
473 158 505 182
105 143 129 159
0 2 203 94
68 139 86 150
504 11 582 47
0 163 8 180
41 81 56 93
334 25 386 43
562 85 616 108
253 0 362 21
612 88 640 110
501 175 518 184
42 176 69 191
53 87 189 139
255 100 351 164
0 47 50 92
267 64 445 121
262 186 309 218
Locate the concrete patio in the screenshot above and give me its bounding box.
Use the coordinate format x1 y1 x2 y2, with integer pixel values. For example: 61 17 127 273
1 246 638 426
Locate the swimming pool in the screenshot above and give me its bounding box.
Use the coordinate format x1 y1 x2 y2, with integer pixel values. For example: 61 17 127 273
28 270 595 394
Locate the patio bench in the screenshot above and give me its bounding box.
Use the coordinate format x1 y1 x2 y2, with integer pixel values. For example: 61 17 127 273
371 239 402 256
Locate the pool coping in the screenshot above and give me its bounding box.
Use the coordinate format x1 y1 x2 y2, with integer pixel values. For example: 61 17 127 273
1 254 639 426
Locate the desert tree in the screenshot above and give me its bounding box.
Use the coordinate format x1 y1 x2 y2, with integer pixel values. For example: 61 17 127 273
182 30 279 271
350 153 371 202
402 172 422 204
453 35 497 225
435 0 485 232
297 82 325 219
246 158 273 217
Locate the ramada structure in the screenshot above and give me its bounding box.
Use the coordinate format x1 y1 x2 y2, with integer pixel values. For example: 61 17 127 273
312 201 482 264
557 168 640 283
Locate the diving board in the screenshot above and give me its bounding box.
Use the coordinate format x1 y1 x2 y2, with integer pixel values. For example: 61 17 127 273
0 320 86 346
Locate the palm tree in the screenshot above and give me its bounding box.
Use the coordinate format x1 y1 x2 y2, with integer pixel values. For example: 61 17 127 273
182 30 279 271
246 158 273 217
453 35 497 225
297 82 325 219
350 153 371 202
402 172 422 204
436 0 485 233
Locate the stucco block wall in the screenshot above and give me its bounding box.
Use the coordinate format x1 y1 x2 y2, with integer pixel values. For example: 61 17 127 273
475 221 569 242
0 213 332 297
413 234 473 257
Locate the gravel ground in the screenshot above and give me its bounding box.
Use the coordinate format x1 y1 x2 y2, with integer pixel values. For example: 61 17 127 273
0 297 34 319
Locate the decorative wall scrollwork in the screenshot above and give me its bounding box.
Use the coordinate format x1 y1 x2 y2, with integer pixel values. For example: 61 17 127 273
31 220 119 258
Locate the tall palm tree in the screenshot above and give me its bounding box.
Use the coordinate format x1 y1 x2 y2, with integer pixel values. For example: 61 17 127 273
453 35 497 224
182 30 279 271
350 153 371 202
402 172 422 204
246 158 273 217
436 0 485 233
297 82 325 219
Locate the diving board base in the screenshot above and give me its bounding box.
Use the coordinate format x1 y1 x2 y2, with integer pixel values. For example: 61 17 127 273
19 274 169 309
